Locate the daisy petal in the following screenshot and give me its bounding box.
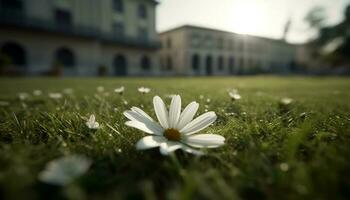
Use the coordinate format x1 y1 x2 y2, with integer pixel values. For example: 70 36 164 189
168 95 181 128
89 115 95 122
153 96 169 129
180 111 217 135
125 121 163 135
136 136 166 150
180 145 204 156
131 107 154 122
124 110 163 133
159 142 182 155
176 101 199 130
184 134 225 148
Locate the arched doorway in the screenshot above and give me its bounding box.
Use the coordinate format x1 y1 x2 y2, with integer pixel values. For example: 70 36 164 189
113 54 127 76
54 47 75 68
0 42 27 68
192 54 200 73
217 56 224 71
166 56 172 71
141 56 151 71
229 57 234 74
205 55 212 75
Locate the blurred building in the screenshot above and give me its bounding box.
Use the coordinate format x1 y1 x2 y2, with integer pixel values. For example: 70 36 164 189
159 25 297 75
0 0 160 76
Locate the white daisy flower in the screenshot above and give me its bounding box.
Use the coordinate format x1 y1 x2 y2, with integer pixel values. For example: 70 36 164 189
280 97 293 106
33 90 42 96
38 155 92 186
124 95 225 155
228 91 241 101
49 93 63 99
97 86 104 92
86 114 99 129
138 87 151 94
18 92 29 101
114 86 125 95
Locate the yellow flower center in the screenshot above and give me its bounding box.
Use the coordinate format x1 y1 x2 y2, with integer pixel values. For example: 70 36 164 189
164 128 181 141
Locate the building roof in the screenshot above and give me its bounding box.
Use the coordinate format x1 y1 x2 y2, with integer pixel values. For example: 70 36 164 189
159 24 295 45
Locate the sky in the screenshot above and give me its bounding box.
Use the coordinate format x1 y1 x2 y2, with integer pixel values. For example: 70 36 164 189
156 0 350 44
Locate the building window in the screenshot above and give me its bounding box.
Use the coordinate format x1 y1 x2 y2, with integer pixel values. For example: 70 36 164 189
55 47 75 68
205 35 213 48
138 4 147 19
191 33 200 48
141 56 151 71
217 56 223 70
0 42 26 67
139 27 148 40
112 22 124 37
55 8 72 29
192 54 200 71
113 0 123 12
166 56 172 70
217 38 223 49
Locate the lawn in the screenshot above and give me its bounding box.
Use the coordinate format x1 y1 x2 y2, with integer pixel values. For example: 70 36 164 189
0 76 349 200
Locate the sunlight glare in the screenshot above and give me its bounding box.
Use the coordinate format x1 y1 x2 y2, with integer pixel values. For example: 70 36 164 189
229 0 267 35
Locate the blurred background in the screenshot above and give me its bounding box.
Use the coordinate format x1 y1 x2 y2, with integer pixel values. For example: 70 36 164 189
0 0 349 77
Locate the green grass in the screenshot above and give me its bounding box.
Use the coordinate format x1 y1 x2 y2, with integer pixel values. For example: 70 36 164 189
0 76 349 200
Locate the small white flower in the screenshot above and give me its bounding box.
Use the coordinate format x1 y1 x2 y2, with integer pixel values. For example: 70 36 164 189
18 92 29 101
228 91 241 101
280 97 293 106
124 95 225 155
123 100 128 105
114 86 125 95
38 155 92 186
138 87 151 94
33 90 42 96
63 88 73 95
49 93 63 99
280 163 289 172
206 98 211 103
86 114 99 129
97 86 104 92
